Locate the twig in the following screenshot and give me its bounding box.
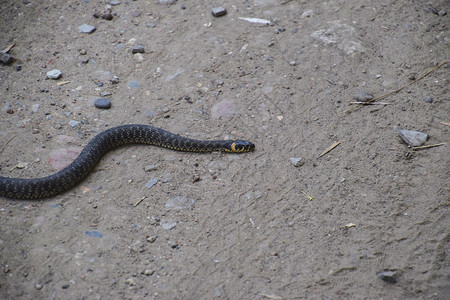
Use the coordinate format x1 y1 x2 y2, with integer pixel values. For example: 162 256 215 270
133 196 146 207
348 101 391 105
343 61 448 113
411 143 446 150
260 294 283 300
319 141 340 158
2 43 16 53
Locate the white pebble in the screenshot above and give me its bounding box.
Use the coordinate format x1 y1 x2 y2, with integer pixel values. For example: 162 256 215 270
46 69 62 80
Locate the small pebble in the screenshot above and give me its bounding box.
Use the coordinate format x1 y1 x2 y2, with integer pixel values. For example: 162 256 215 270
145 177 158 189
125 278 136 286
46 69 62 80
147 236 157 243
81 59 89 64
62 284 70 289
159 0 177 5
396 128 428 147
79 49 87 55
94 98 111 109
142 269 155 276
290 157 304 167
78 24 96 34
377 271 398 283
69 120 81 127
354 90 374 102
109 0 121 6
144 165 158 172
102 12 113 20
101 91 112 97
212 7 227 17
16 65 22 71
131 45 145 53
422 96 433 103
35 283 43 290
111 76 120 84
85 230 103 238
32 104 40 113
161 221 177 230
131 11 142 17
0 52 13 64
301 9 314 18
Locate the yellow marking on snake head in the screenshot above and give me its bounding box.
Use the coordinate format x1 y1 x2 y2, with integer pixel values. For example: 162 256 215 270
228 140 255 153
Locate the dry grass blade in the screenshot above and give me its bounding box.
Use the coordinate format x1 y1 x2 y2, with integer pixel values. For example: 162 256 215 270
411 143 446 150
319 141 340 157
133 196 146 207
2 43 16 53
260 294 283 300
349 101 391 105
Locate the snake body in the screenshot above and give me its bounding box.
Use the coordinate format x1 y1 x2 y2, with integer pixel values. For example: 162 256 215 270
0 125 255 199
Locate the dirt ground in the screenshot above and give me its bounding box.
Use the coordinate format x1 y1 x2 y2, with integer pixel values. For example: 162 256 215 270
0 0 449 299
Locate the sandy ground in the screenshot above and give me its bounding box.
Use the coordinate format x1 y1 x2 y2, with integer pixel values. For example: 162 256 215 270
1 0 449 299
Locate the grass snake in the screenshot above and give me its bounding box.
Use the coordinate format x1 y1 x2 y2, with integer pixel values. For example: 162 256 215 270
0 124 255 199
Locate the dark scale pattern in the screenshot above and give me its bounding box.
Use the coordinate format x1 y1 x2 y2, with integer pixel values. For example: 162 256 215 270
0 125 255 199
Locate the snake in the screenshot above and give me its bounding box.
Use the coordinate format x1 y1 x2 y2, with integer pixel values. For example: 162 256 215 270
0 124 255 200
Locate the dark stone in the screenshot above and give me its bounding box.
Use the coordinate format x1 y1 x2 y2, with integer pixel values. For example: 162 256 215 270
422 96 433 103
101 12 113 20
131 45 145 53
94 98 111 109
377 271 398 283
0 52 13 64
212 7 227 17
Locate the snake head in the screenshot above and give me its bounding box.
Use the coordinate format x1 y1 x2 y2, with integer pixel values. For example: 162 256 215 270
226 140 255 153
